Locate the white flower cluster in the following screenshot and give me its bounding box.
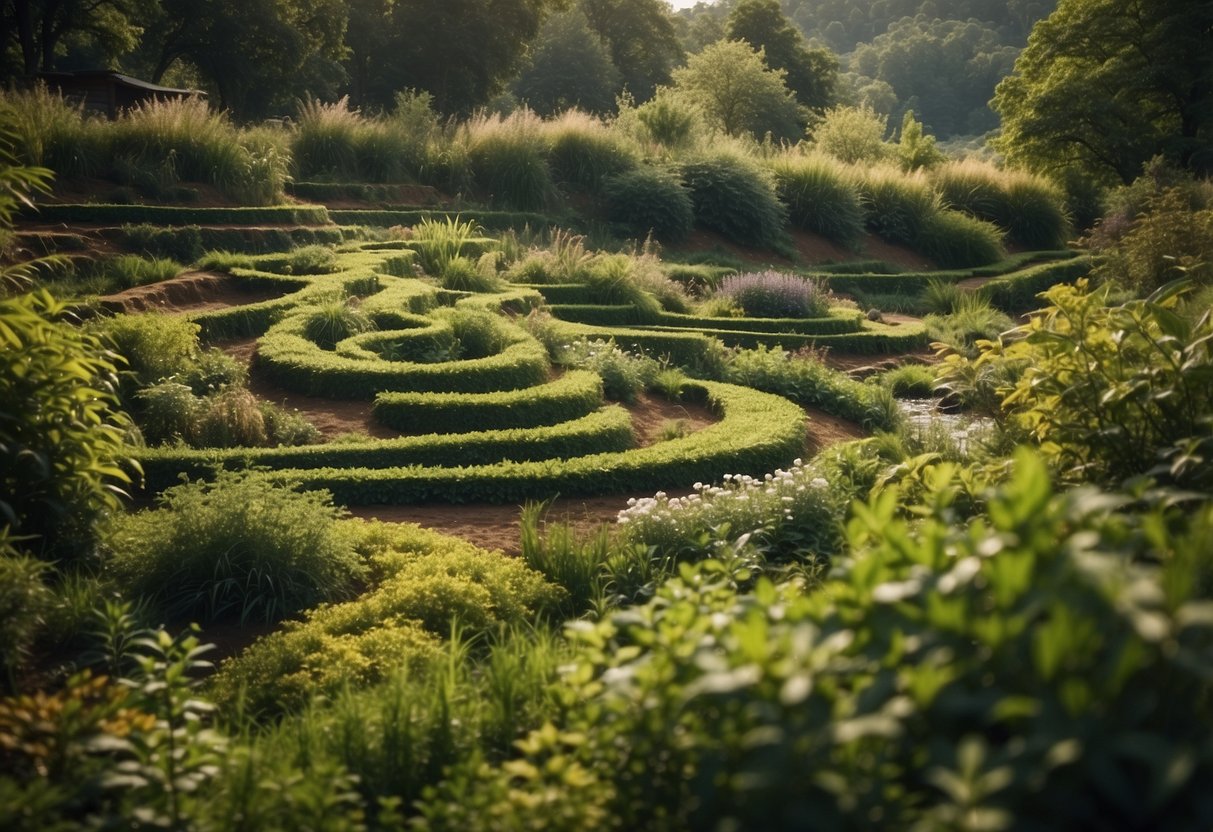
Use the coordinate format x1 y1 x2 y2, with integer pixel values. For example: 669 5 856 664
617 459 836 550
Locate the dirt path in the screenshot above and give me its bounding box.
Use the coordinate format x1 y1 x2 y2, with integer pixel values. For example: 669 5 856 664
98 271 290 314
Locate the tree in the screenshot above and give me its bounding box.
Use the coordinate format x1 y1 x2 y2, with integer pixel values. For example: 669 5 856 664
993 0 1213 185
896 110 944 171
581 0 683 102
725 0 838 113
2 0 151 77
670 39 804 142
811 104 892 165
513 7 622 115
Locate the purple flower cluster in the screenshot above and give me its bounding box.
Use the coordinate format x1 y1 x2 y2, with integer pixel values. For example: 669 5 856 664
716 271 831 319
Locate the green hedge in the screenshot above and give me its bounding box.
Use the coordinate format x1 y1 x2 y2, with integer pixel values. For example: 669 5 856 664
655 309 864 335
255 309 550 398
640 319 929 353
547 304 654 326
328 209 557 231
136 406 635 492
977 255 1093 313
30 204 331 226
260 381 805 504
107 225 345 260
517 283 598 304
287 182 441 203
547 320 721 371
454 288 544 315
373 369 604 433
822 250 1079 296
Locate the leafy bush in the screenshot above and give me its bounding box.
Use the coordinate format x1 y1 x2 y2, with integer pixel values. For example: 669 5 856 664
770 152 866 249
678 153 789 249
1090 188 1213 295
603 166 695 242
0 553 53 688
914 209 1006 268
810 104 893 164
181 347 247 394
136 382 202 446
584 254 662 321
560 339 659 403
451 453 1213 830
106 473 366 624
94 312 199 391
716 270 832 318
634 91 700 148
933 159 1070 249
1 291 136 560
192 388 269 448
874 363 936 398
440 256 501 292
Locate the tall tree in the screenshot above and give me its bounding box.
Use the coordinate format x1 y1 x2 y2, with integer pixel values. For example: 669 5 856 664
670 39 803 142
513 7 621 115
993 0 1213 184
726 0 838 113
2 0 150 77
581 0 683 102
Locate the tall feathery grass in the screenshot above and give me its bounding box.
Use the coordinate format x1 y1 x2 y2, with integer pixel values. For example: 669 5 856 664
769 151 865 249
2 85 105 179
464 110 554 211
543 110 637 191
856 165 941 246
932 159 1070 249
292 97 362 180
914 209 1006 268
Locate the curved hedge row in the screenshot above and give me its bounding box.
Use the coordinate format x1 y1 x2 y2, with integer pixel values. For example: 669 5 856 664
640 320 930 353
260 381 806 504
29 204 331 226
373 369 604 433
822 250 1079 296
255 306 550 398
137 406 636 492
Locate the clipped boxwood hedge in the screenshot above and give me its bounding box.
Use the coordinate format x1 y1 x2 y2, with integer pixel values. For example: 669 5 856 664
373 369 604 433
259 380 805 504
640 319 929 353
30 204 331 226
328 209 556 231
822 250 1079 296
977 255 1092 313
137 406 636 492
655 309 864 335
255 308 550 398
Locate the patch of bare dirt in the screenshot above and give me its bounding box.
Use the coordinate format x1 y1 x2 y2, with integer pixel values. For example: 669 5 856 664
628 391 717 444
859 233 937 271
670 229 794 269
97 270 291 314
803 406 866 453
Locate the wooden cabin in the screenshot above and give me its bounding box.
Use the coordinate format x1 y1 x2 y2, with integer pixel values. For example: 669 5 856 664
36 70 203 118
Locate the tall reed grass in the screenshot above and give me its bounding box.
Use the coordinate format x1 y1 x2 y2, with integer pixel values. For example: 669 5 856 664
769 152 865 249
543 110 637 191
856 165 941 246
464 110 554 211
932 159 1070 249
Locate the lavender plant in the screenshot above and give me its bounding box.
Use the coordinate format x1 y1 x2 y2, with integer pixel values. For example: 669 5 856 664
715 271 831 318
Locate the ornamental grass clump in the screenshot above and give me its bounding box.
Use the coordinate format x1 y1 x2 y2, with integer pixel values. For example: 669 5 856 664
769 152 865 249
716 270 831 318
544 110 637 191
465 110 554 211
678 152 788 249
603 166 695 242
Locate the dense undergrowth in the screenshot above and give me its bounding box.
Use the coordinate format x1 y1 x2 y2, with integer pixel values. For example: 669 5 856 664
4 83 1213 832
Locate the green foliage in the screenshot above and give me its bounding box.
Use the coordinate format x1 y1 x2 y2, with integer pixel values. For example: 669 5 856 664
875 363 936 398
301 300 375 350
106 473 366 624
726 0 838 112
282 245 338 275
857 165 940 245
633 89 700 147
678 152 789 249
0 554 53 689
466 112 555 211
456 452 1213 830
932 160 1070 249
895 110 945 171
0 291 135 560
811 104 893 165
440 256 502 293
410 215 484 276
1091 188 1213 295
519 501 609 618
560 338 658 403
544 111 636 190
92 312 199 392
669 39 804 141
976 280 1213 489
769 152 865 248
513 8 623 115
914 209 1006 268
584 254 663 321
724 344 900 430
994 0 1213 185
603 166 695 242
925 294 1014 357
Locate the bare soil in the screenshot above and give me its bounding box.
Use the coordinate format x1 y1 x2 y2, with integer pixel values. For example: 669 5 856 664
97 270 291 314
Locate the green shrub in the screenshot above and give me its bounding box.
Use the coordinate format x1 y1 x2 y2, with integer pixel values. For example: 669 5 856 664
93 312 199 391
922 277 964 314
925 294 1014 357
875 363 936 398
260 402 322 446
769 153 865 249
635 92 700 147
301 300 375 350
560 338 658 403
103 254 183 289
545 111 637 190
678 153 789 249
914 209 1006 268
466 111 554 211
410 215 483 275
106 473 365 624
136 382 202 446
519 501 609 618
181 347 247 394
440 256 501 292
0 553 53 688
933 160 1070 249
585 254 662 321
283 245 338 275
857 166 940 245
4 85 104 179
192 388 269 448
811 104 893 165
0 291 136 560
603 167 694 242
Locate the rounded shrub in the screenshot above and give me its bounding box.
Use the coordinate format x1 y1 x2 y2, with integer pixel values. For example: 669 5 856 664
857 166 941 245
603 166 695 242
716 271 832 318
106 472 366 625
769 153 865 249
678 153 789 249
545 111 637 191
914 209 1006 268
466 111 554 211
302 300 375 350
